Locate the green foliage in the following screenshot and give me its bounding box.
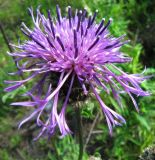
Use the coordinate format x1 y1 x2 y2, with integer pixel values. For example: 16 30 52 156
0 0 155 160
82 99 95 118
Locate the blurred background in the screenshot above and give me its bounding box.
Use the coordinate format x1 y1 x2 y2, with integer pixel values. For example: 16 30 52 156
0 0 155 159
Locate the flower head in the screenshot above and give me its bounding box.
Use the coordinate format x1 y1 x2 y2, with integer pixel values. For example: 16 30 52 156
5 5 150 139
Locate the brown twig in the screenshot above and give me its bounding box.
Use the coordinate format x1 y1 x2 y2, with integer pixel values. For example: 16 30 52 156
91 130 103 134
16 149 26 160
84 112 100 151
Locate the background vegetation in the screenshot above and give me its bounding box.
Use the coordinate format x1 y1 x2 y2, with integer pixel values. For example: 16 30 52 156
0 0 155 159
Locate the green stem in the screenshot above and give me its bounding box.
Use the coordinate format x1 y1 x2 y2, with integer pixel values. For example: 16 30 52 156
76 103 83 160
51 138 61 160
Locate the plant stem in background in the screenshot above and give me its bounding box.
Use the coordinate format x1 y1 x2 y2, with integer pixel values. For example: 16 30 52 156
0 23 24 79
75 102 84 160
84 112 100 151
0 23 13 52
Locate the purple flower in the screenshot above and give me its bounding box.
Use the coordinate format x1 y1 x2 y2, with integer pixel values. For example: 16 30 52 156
5 5 150 139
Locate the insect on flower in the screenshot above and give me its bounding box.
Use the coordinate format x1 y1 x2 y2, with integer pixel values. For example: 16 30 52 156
5 5 150 139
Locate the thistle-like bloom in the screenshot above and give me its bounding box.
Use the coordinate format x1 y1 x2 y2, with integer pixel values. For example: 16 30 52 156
5 5 150 139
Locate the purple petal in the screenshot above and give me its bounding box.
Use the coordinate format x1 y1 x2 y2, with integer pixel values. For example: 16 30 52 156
11 101 37 107
4 83 23 92
58 74 75 136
